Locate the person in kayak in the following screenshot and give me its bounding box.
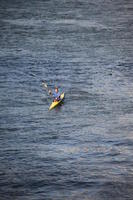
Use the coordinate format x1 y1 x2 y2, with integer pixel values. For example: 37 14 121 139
49 87 61 102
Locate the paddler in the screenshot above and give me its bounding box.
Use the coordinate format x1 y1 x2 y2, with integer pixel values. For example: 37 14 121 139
49 87 61 102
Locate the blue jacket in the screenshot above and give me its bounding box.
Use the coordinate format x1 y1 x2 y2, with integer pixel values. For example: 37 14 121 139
53 91 61 99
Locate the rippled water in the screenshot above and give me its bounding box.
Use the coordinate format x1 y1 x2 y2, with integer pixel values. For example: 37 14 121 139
0 0 133 199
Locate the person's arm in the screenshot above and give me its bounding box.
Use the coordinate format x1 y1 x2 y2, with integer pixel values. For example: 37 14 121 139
49 91 57 98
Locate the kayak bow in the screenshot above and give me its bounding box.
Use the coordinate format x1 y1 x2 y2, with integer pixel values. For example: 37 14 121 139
49 93 65 110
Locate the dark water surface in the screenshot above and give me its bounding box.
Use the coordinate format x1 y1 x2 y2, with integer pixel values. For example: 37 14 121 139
0 0 133 199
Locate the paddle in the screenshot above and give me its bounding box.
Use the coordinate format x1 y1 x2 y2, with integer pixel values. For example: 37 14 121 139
42 81 52 96
42 81 48 89
28 72 53 97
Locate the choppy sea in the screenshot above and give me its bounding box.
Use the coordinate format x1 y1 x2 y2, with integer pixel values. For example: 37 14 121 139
0 0 133 199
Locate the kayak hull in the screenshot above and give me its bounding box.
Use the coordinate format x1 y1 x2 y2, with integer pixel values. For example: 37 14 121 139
49 93 65 110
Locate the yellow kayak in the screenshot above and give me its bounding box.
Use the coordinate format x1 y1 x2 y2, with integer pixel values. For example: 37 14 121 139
49 93 65 110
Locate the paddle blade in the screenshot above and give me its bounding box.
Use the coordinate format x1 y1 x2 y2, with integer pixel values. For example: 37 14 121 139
42 82 48 88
